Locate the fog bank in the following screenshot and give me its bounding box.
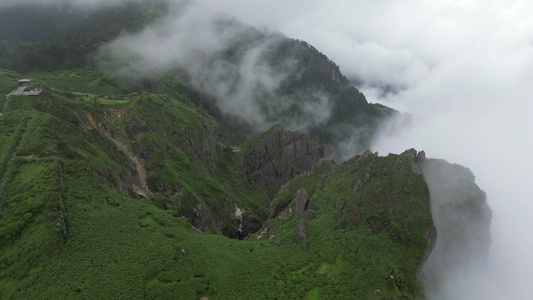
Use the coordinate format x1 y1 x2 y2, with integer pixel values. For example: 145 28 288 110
209 1 533 298
0 0 148 8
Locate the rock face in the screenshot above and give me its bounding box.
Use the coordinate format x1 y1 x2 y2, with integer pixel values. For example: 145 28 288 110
296 219 308 248
237 126 340 196
417 226 437 277
294 189 309 218
178 122 217 158
404 148 426 174
419 158 492 297
259 149 435 297
352 180 363 192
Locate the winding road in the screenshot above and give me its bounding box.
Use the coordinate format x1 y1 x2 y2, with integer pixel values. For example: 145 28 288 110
3 84 30 115
0 84 36 190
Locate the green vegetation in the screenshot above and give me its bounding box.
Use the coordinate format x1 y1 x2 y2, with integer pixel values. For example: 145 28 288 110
0 3 490 299
30 66 129 95
260 151 433 298
0 0 394 151
0 67 433 299
0 69 19 95
2 1 167 73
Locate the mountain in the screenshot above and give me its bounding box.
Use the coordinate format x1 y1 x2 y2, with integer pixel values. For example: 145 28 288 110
0 2 491 299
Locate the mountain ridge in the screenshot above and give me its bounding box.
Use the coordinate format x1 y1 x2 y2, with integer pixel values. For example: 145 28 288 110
0 3 491 299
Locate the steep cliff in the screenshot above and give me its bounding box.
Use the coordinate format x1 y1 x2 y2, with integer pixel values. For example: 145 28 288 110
257 149 435 298
237 125 340 197
0 67 493 299
419 158 492 297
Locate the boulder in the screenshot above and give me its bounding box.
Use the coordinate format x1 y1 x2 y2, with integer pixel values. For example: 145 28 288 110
294 189 309 218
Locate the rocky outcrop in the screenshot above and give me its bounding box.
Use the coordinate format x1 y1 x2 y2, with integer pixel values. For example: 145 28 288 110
296 219 308 249
352 180 363 192
404 148 426 174
178 122 217 158
237 126 340 196
269 197 292 219
417 226 437 278
294 189 309 218
292 188 317 221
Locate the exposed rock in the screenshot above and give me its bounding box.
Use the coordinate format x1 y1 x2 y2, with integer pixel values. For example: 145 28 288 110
406 148 418 157
132 140 156 160
323 146 342 162
296 219 308 248
335 200 346 210
312 158 332 174
208 158 217 175
269 197 292 219
362 149 374 159
237 126 339 196
294 188 310 218
256 227 269 240
147 175 166 193
352 180 364 193
417 226 437 277
364 173 371 182
415 150 426 169
403 148 427 174
319 173 329 184
303 211 315 221
178 122 217 158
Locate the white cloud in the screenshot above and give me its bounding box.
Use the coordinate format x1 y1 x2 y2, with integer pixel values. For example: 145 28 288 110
97 2 301 132
199 0 533 298
5 0 533 297
0 0 144 7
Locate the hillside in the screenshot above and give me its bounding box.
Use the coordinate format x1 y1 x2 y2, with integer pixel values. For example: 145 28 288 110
0 73 426 299
0 2 491 299
0 1 394 155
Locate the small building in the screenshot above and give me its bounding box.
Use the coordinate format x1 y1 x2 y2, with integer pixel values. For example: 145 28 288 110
18 79 31 86
23 88 43 96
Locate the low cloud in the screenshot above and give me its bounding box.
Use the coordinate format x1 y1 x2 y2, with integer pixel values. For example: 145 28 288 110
196 0 434 91
97 1 341 136
205 0 533 298
0 0 146 8
98 3 289 132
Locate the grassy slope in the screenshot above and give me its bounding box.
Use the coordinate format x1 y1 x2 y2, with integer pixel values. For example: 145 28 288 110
0 69 433 299
261 152 433 298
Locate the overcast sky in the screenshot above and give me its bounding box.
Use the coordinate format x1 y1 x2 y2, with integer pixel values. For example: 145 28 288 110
201 1 533 299
0 0 137 7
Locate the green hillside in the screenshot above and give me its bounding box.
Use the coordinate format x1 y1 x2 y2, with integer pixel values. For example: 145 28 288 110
0 1 394 153
0 2 491 299
0 71 432 299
